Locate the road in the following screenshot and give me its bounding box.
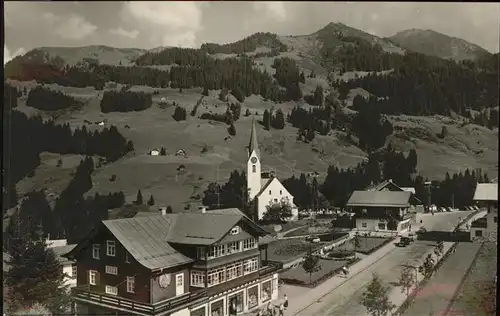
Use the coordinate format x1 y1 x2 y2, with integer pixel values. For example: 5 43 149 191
401 242 482 316
280 211 473 316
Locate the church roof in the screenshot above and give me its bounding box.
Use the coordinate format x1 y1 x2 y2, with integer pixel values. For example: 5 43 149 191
249 116 260 159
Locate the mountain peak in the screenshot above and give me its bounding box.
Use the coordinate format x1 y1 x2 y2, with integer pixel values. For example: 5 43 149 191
389 29 490 61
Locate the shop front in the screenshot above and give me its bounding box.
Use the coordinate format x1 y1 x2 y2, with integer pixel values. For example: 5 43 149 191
210 298 224 316
260 280 272 303
247 285 259 310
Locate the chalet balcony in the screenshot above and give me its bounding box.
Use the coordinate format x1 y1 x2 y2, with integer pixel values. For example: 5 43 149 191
71 264 279 316
72 285 207 316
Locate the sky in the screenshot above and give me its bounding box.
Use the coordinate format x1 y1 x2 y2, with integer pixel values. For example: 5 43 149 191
4 1 500 64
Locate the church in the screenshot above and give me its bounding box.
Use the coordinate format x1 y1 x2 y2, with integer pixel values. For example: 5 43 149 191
246 117 299 221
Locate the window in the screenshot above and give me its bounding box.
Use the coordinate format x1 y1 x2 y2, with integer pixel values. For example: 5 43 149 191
268 190 272 195
279 190 282 195
252 165 256 173
274 198 278 203
197 246 207 259
243 258 258 274
494 216 497 223
227 241 241 254
125 252 130 263
361 222 367 228
106 240 116 257
378 223 386 230
209 244 225 258
190 271 205 287
207 267 225 287
89 270 97 285
72 265 77 279
105 265 118 275
105 285 118 295
126 276 135 293
92 244 100 259
475 230 483 237
226 262 243 281
230 226 240 235
243 238 256 250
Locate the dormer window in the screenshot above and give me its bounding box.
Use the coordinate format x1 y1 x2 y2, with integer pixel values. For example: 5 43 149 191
231 227 240 235
106 240 116 257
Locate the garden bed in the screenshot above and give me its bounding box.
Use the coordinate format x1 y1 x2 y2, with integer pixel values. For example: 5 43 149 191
336 236 393 255
266 239 328 263
280 257 359 288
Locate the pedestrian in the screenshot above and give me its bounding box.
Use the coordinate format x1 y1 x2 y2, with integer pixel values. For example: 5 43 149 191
279 303 285 316
266 302 273 315
283 294 288 309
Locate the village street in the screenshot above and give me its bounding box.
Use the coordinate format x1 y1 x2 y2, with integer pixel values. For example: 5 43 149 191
278 211 473 316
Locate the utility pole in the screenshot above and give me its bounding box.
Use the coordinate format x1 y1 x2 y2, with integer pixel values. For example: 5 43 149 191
425 181 432 211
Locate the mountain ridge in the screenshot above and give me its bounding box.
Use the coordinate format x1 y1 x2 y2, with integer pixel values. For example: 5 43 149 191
5 22 492 72
388 28 491 61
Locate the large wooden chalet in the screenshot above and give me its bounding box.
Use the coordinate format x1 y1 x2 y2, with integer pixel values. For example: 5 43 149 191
347 180 421 232
64 208 279 316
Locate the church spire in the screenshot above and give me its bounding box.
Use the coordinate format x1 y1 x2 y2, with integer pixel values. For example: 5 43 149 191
248 116 260 159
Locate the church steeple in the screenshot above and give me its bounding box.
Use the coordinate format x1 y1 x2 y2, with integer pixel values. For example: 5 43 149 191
247 116 261 201
248 116 260 159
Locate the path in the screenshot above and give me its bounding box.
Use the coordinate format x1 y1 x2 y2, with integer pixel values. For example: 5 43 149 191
400 242 482 316
276 211 472 316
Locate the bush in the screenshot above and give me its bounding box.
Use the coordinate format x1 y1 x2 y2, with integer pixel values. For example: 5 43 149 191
327 249 355 258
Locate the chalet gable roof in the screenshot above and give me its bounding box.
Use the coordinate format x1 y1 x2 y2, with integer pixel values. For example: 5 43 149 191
66 208 269 271
347 190 412 208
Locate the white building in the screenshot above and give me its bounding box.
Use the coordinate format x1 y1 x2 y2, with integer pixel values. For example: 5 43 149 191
470 183 498 241
246 117 299 221
46 238 78 289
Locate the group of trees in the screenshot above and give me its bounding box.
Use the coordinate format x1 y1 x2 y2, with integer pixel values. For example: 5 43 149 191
100 90 153 113
262 108 286 130
3 107 133 191
271 57 302 101
199 32 288 55
351 97 394 151
334 53 499 117
26 86 83 111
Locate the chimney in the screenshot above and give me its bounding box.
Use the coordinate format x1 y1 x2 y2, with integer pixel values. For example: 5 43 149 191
159 207 167 216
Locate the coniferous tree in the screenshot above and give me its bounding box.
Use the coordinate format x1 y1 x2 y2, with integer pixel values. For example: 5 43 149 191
271 109 286 130
361 273 395 316
147 195 155 206
4 212 71 314
228 123 236 136
263 110 271 130
135 190 143 205
172 105 187 121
